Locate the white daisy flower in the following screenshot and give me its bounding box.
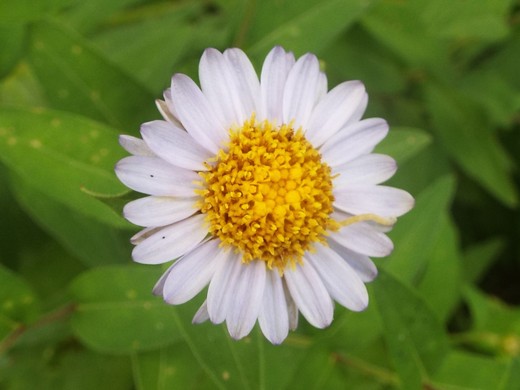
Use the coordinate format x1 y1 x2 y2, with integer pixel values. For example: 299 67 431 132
115 46 414 344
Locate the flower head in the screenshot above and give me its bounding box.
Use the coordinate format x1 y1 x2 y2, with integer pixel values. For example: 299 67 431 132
115 46 414 344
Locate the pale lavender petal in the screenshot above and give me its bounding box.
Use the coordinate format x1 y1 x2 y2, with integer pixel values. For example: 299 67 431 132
328 240 378 282
320 118 389 167
333 154 397 188
170 74 227 153
258 269 289 344
224 48 260 118
132 214 207 264
207 250 242 324
115 156 200 197
284 262 333 328
163 240 221 304
141 120 212 171
307 81 367 147
283 280 299 331
119 135 154 157
226 260 266 340
130 226 161 245
306 244 368 311
123 196 197 227
334 185 415 217
330 222 393 257
192 300 210 324
283 53 321 130
260 46 295 122
152 263 175 296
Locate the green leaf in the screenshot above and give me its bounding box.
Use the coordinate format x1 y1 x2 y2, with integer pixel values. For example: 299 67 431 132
361 0 450 71
373 269 450 389
422 0 511 41
0 346 132 390
433 350 518 390
132 344 208 390
500 358 520 390
0 24 25 79
374 126 432 165
28 20 157 131
384 175 456 284
246 0 376 57
424 83 518 207
0 265 39 342
0 0 72 24
70 265 183 354
417 214 461 322
0 107 130 227
92 3 200 93
463 237 505 284
10 174 133 267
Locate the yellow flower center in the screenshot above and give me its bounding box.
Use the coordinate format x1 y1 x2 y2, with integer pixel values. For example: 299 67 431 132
198 116 338 270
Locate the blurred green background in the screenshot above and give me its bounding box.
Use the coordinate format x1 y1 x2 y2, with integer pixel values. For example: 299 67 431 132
1 0 519 389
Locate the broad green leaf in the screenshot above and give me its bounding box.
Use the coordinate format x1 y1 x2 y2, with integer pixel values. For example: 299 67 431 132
417 214 461 322
422 0 510 41
322 28 406 95
384 175 456 284
433 350 517 390
60 0 141 33
28 20 157 131
424 83 517 207
246 0 376 57
0 346 132 390
10 174 134 267
361 0 450 73
374 126 432 165
0 107 130 227
0 264 39 342
0 24 25 79
70 265 183 354
0 0 72 24
92 3 200 92
169 307 309 390
373 269 450 389
500 358 520 390
132 344 209 390
463 237 505 284
0 63 47 108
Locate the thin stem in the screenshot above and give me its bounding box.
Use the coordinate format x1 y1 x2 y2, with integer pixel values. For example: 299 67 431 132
0 302 76 355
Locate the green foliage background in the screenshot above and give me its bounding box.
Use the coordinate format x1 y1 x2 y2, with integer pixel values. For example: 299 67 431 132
1 0 520 388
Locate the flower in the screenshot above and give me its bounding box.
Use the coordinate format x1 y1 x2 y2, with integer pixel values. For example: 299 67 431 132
115 46 414 344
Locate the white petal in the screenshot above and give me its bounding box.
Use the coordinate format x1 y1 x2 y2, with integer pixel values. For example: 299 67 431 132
192 300 210 324
130 226 161 245
333 154 397 188
115 156 200 197
258 270 289 344
123 196 197 227
259 46 295 123
163 240 221 304
316 72 328 103
170 73 227 153
119 135 154 157
320 118 389 167
207 250 242 324
226 260 266 340
306 244 368 311
330 222 393 257
155 99 182 128
132 214 207 264
334 185 415 218
284 262 333 328
282 53 321 130
224 48 260 118
307 81 367 147
328 240 378 282
152 263 175 296
283 280 299 331
141 120 212 171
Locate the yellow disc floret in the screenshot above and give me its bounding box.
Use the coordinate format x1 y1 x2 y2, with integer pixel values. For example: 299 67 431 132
198 116 338 271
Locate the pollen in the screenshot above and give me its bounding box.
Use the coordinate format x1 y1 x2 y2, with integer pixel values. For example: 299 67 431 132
198 116 338 271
